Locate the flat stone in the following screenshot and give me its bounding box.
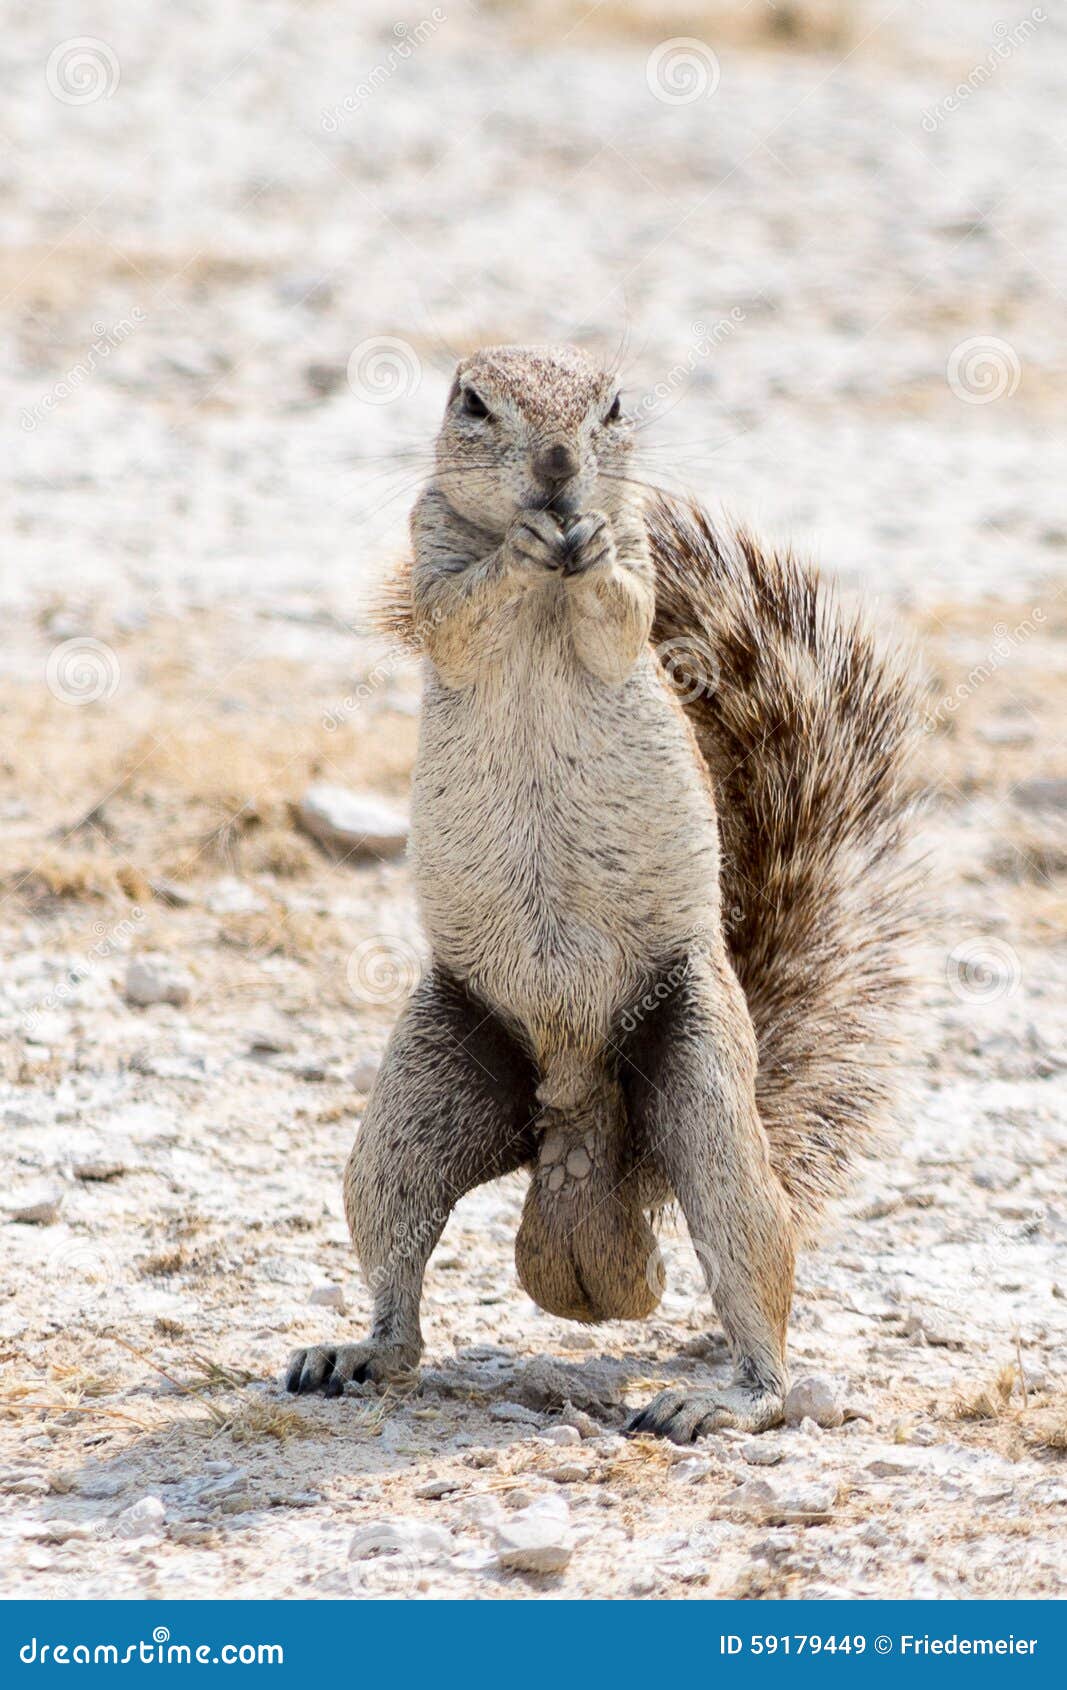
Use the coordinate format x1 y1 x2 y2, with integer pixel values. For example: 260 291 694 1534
513 1357 622 1416
454 1493 505 1529
494 1495 574 1574
770 1483 838 1523
248 1030 295 1056
414 1475 464 1499
308 1282 346 1313
71 1160 128 1183
489 1401 544 1426
7 1191 63 1226
205 876 267 914
297 784 408 858
21 1519 96 1544
867 1451 929 1477
124 957 191 1008
902 1306 964 1349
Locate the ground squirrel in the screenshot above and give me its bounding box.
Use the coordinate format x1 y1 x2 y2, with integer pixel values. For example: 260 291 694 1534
287 343 922 1438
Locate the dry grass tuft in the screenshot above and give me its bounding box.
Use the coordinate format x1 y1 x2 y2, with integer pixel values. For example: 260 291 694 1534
213 1396 316 1444
140 1247 187 1278
954 1364 1019 1421
216 902 327 962
1029 1416 1067 1454
187 1355 256 1392
2 853 149 906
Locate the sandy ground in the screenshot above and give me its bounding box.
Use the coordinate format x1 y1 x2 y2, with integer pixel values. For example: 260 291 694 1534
1 0 1065 1599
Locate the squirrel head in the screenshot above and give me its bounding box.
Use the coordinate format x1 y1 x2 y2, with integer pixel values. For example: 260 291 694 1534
433 343 634 535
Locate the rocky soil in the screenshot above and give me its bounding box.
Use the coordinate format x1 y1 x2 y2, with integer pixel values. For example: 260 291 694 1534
1 0 1065 1599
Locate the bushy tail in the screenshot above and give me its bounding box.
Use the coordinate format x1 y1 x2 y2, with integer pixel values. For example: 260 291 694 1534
647 495 925 1241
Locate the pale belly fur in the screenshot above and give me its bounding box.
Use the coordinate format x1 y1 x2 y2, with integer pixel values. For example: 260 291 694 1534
410 621 720 1071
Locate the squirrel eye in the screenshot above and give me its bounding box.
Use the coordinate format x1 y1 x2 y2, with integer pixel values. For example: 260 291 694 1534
605 393 622 424
461 387 490 420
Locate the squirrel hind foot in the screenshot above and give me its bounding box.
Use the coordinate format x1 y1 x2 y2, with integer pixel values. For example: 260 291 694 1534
285 1340 418 1397
626 1381 785 1441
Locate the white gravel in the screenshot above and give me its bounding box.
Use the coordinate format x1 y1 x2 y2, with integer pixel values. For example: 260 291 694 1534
1 0 1064 1602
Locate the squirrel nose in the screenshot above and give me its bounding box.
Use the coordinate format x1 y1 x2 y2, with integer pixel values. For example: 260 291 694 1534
533 443 579 488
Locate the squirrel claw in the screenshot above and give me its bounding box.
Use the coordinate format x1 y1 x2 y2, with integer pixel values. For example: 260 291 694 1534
561 511 613 577
626 1382 784 1441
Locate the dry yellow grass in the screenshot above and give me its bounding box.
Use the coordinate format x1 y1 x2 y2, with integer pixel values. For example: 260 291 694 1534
954 1364 1019 1421
489 1 858 55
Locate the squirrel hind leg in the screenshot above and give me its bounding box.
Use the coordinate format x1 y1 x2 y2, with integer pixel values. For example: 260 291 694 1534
618 951 796 1436
515 1082 662 1323
288 969 540 1395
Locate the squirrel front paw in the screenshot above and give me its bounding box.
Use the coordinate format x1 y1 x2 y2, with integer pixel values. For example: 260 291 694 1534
507 509 567 575
561 510 615 577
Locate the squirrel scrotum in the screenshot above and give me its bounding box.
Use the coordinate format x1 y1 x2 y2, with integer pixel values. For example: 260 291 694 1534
286 343 924 1440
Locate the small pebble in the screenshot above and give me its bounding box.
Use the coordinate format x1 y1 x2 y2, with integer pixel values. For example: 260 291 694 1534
742 1439 786 1467
543 1461 591 1484
670 1456 710 1485
124 957 191 1009
113 1495 166 1538
783 1374 844 1429
559 1405 601 1437
454 1494 505 1530
308 1282 346 1313
536 1425 582 1448
723 1478 777 1519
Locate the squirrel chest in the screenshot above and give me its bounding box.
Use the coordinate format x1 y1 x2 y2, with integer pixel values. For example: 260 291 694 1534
410 633 720 1051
